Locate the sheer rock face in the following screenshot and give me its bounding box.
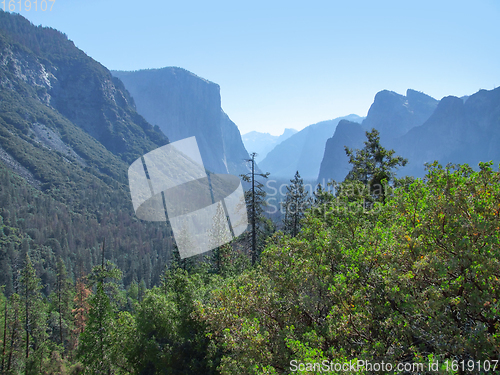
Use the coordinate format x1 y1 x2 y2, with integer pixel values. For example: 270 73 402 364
112 67 251 175
317 89 437 183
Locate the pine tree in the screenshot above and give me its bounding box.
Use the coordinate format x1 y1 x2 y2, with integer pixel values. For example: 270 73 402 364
312 183 332 207
1 287 7 372
78 241 123 374
53 257 73 354
209 202 233 275
344 128 407 205
282 171 311 237
71 277 91 354
4 293 22 373
240 152 270 264
78 282 115 374
126 279 139 304
138 279 146 303
19 253 47 372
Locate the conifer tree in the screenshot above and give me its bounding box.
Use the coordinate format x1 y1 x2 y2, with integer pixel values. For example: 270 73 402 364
53 257 73 354
78 241 123 374
71 276 90 353
78 282 115 374
19 253 47 372
312 183 332 207
344 128 407 204
1 287 7 372
209 202 233 275
4 293 22 373
282 171 311 237
240 152 270 264
138 279 146 302
127 279 139 304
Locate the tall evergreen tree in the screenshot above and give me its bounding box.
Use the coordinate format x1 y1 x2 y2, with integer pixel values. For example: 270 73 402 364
240 152 270 264
52 257 73 354
78 281 115 374
282 171 311 237
19 253 47 372
344 128 407 204
209 202 233 275
4 293 22 373
0 287 7 373
71 276 91 354
78 242 123 374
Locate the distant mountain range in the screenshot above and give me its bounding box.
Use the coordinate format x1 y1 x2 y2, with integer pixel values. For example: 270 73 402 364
112 68 251 175
242 128 297 163
318 88 500 182
258 115 364 180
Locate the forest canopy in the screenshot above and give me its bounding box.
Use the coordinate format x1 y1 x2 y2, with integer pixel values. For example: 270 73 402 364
1 160 499 374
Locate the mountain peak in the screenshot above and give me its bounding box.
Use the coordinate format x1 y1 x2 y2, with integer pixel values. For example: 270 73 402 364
362 89 438 139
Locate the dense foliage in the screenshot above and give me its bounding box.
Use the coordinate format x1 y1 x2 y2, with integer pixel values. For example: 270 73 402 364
1 161 498 374
200 161 500 373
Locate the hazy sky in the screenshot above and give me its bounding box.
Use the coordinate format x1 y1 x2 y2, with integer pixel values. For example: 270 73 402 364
14 0 500 135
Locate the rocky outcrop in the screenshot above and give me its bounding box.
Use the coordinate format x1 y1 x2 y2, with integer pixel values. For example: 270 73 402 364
318 87 500 182
317 89 438 183
112 67 251 175
220 111 252 174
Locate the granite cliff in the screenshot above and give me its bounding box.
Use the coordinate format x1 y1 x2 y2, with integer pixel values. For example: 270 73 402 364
0 11 174 288
363 89 438 139
317 120 366 183
112 68 250 175
0 11 167 164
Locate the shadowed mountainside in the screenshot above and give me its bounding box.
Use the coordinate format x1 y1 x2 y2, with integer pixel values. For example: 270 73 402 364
112 68 251 175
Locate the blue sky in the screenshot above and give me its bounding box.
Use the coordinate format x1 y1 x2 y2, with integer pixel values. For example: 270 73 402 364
13 0 500 135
